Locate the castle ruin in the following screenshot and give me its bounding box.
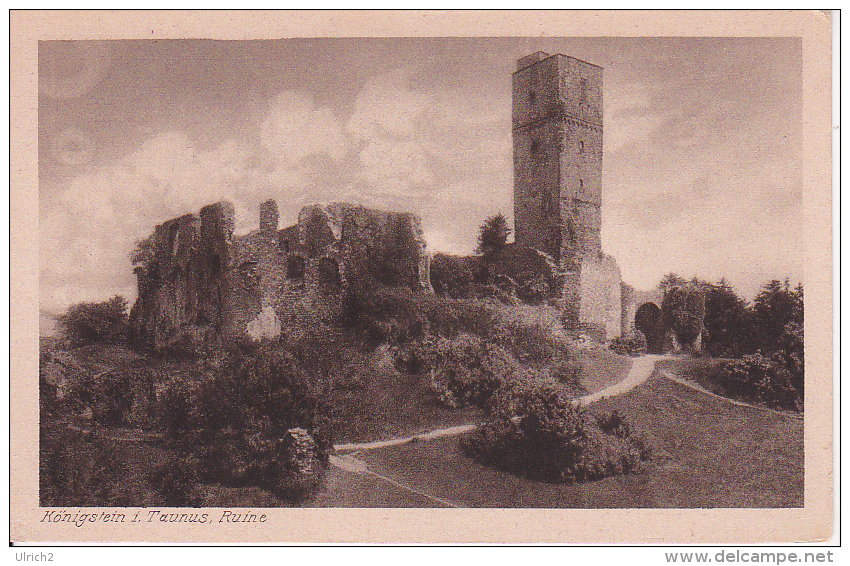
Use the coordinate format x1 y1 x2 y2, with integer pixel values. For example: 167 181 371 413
129 201 431 352
129 51 686 353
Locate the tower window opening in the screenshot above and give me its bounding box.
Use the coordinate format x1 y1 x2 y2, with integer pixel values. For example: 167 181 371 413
579 140 584 153
529 91 537 105
579 179 584 190
530 139 541 155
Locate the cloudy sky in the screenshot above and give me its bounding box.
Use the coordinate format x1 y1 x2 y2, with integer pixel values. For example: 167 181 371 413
39 37 802 312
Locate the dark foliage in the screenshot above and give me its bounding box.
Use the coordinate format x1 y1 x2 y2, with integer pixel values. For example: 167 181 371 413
751 279 804 353
661 284 705 346
609 331 648 357
488 317 574 367
39 422 140 506
701 279 751 358
58 296 129 347
462 381 651 483
67 369 135 427
395 334 523 408
516 273 549 305
775 320 804 398
430 253 476 298
159 340 332 502
660 276 804 410
658 272 687 293
712 353 801 411
361 213 422 288
344 286 495 344
148 457 204 507
476 213 511 260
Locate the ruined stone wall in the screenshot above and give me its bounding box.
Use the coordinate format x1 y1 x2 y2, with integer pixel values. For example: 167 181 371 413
621 285 664 335
559 253 622 341
577 254 622 341
131 200 432 349
129 202 235 352
299 203 431 293
229 200 287 339
491 243 564 295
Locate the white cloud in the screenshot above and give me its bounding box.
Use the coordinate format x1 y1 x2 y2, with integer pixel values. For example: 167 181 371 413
604 81 666 155
260 92 348 163
356 138 433 196
347 68 431 141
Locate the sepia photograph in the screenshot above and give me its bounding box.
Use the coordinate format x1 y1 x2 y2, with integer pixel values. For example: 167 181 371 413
11 10 834 544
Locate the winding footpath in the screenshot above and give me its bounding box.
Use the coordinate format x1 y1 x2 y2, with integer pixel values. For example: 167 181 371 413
576 354 666 406
329 353 666 507
332 354 666 454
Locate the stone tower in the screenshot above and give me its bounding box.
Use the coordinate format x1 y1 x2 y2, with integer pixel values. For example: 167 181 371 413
513 52 622 341
512 51 603 269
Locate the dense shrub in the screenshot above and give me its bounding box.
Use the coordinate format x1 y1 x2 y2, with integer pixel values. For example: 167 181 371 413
712 353 800 411
67 369 135 427
343 287 427 344
395 334 522 408
430 253 476 298
516 273 549 305
148 456 204 507
608 331 647 357
775 321 804 398
159 340 333 501
480 284 518 305
39 423 140 506
58 296 129 347
345 287 495 343
546 359 584 395
462 381 651 483
488 317 573 367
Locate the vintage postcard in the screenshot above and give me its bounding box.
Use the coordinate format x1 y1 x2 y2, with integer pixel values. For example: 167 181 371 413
10 10 834 544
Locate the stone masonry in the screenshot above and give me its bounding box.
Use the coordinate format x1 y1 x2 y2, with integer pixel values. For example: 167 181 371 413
512 51 621 340
129 200 431 352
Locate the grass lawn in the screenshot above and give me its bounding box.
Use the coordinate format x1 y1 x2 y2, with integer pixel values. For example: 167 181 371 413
328 362 482 445
576 348 633 395
314 371 803 508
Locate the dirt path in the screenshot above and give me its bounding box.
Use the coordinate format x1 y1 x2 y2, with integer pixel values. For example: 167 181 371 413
333 353 665 454
327 353 666 505
576 354 668 406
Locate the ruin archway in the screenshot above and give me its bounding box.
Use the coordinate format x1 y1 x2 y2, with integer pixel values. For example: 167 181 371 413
635 302 664 354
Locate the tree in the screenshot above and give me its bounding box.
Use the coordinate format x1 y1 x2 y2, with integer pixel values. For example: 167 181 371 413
476 213 511 260
661 284 705 348
658 272 687 293
751 279 803 351
57 296 129 347
130 235 155 270
702 278 751 358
